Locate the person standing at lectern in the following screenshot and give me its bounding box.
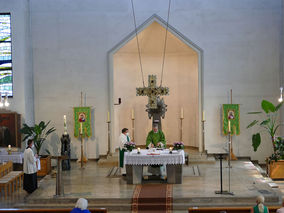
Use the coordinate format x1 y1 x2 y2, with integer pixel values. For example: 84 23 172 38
23 139 38 193
119 128 131 175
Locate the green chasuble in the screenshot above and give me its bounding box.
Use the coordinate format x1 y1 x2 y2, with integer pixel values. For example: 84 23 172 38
146 130 166 147
253 205 268 213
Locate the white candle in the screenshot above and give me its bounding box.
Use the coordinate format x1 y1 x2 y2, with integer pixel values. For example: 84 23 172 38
131 109 135 119
107 111 110 122
63 115 67 133
8 145 11 150
202 111 205 121
80 122 83 134
228 120 231 133
169 147 172 151
137 147 140 153
181 108 184 119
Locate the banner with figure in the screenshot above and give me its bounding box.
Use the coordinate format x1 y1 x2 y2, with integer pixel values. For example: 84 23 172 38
74 107 92 138
222 104 240 136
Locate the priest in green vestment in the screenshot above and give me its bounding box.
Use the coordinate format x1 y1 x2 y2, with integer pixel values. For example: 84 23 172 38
146 124 166 148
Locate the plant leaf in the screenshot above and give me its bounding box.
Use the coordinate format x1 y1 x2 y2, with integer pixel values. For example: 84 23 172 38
252 133 261 152
260 119 270 126
247 112 262 114
275 102 283 111
247 120 258 129
261 100 276 113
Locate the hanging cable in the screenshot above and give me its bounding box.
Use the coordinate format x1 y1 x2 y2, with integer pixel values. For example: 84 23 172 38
160 0 171 87
131 0 145 87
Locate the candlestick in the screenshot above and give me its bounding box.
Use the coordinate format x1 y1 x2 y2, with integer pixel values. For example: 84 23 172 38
181 108 184 119
137 147 140 154
107 111 110 122
131 109 135 119
80 122 83 135
169 147 173 154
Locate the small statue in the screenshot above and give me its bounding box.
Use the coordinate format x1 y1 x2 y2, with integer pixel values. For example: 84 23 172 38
146 96 167 130
61 134 71 170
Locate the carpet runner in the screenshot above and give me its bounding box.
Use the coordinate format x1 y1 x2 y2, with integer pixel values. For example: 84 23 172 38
132 184 173 213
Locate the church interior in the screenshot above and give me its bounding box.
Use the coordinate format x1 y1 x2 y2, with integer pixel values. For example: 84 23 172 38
0 0 284 212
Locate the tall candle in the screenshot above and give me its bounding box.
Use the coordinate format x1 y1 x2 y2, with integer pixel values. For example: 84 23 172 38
107 111 110 122
181 108 184 119
80 122 83 134
202 111 205 121
131 109 135 119
228 120 231 133
63 115 67 133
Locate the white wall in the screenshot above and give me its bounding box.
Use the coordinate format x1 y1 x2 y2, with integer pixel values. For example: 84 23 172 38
2 0 281 162
0 0 34 140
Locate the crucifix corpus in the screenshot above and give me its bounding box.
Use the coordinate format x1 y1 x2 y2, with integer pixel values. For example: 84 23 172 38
136 75 169 129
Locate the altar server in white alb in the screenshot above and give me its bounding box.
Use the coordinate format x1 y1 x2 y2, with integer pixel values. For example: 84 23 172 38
23 139 38 193
119 128 131 174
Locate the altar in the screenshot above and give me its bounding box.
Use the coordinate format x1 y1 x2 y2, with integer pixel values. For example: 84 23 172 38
0 151 24 164
124 149 185 184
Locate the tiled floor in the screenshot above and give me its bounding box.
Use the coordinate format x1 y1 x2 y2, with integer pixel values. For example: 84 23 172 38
0 160 282 212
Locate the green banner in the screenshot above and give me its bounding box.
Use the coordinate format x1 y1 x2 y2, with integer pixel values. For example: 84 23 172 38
74 107 92 138
222 104 240 136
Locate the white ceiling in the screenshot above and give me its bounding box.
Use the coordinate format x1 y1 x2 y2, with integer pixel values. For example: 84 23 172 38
117 21 197 55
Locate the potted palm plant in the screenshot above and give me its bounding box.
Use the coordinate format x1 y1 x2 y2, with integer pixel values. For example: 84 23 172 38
21 121 56 176
247 100 284 179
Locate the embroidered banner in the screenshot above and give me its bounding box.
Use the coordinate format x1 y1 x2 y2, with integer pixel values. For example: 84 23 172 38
73 107 92 138
222 104 240 136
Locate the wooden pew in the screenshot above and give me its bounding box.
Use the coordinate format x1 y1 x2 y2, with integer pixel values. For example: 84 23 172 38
0 208 107 213
188 206 282 213
0 161 13 177
0 161 23 199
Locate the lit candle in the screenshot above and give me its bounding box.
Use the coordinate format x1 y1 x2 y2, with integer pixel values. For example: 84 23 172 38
228 120 231 133
63 115 67 133
131 109 135 119
80 122 83 134
181 108 184 119
107 111 110 122
8 145 11 150
137 147 140 153
169 147 173 153
202 111 205 121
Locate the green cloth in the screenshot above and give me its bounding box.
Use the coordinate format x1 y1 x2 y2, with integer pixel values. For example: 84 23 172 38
253 205 268 213
127 135 130 142
119 148 125 168
146 130 166 147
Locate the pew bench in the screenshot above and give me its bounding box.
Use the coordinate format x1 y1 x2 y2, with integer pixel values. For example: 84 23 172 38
0 171 23 199
0 208 107 213
188 206 282 213
0 161 13 177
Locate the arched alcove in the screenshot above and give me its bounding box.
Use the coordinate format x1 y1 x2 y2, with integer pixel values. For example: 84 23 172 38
108 14 203 152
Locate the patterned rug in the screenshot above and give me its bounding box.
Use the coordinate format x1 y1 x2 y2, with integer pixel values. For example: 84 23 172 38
132 184 173 213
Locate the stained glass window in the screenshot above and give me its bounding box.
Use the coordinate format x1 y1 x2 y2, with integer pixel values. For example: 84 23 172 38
0 13 12 97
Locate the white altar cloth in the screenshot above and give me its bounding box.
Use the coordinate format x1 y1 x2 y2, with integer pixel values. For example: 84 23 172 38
0 152 24 164
124 149 185 165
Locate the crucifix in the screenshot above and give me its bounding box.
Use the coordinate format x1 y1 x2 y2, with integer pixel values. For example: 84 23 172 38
136 75 169 129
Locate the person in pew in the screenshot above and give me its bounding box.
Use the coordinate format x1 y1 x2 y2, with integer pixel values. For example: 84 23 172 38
251 195 269 213
276 197 284 213
71 198 91 213
23 139 38 193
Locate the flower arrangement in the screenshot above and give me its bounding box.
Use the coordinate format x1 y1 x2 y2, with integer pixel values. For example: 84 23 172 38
173 142 184 150
124 141 136 152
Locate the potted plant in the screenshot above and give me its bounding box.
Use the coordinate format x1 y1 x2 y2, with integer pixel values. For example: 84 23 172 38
247 100 283 179
173 142 184 150
20 121 56 176
124 141 136 152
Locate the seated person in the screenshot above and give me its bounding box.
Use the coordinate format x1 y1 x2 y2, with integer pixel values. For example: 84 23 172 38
70 198 91 213
145 123 166 179
146 124 166 148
